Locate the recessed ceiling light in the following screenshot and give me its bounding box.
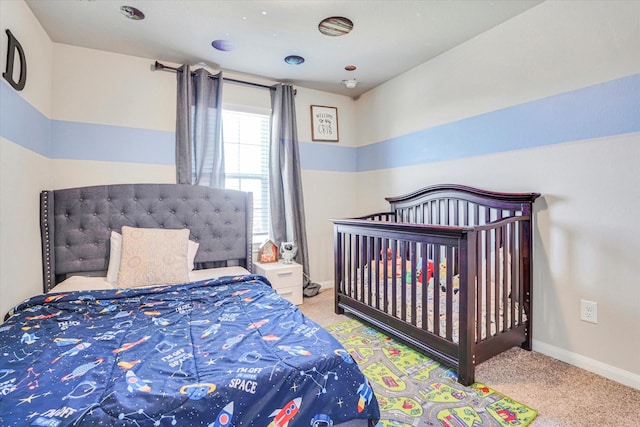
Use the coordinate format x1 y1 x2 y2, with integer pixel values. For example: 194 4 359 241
318 17 354 36
120 5 145 20
284 55 305 65
212 40 234 52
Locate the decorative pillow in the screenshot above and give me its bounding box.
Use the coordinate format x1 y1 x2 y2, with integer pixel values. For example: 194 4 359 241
107 230 199 283
117 226 190 288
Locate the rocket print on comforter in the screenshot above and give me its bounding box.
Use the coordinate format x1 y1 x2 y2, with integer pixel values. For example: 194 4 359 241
0 275 380 426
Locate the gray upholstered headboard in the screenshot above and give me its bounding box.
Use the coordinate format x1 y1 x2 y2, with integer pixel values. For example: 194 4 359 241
40 183 253 292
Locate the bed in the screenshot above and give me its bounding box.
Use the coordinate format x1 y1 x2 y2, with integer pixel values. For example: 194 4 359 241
0 183 379 427
331 184 540 386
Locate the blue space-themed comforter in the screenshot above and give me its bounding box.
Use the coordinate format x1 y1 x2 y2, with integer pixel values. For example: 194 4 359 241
0 275 379 427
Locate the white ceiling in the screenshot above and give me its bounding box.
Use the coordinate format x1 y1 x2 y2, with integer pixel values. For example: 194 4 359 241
25 0 543 97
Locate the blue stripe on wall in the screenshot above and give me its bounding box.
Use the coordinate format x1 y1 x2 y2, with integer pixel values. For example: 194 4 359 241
50 120 174 165
299 142 357 172
0 81 50 156
358 73 640 171
2 74 638 172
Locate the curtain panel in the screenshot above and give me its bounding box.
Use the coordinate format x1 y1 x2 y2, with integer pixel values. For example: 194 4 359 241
269 84 320 297
175 65 225 187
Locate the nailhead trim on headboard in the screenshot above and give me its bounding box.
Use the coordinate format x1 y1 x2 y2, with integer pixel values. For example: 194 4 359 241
40 190 54 291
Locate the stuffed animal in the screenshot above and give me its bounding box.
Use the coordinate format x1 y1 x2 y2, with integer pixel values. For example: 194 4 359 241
279 241 297 264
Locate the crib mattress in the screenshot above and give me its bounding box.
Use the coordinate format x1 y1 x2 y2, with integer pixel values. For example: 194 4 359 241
348 268 524 343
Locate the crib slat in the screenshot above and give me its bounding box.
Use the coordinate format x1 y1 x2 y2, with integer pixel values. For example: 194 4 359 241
476 232 483 342
347 235 353 298
334 227 343 312
382 239 389 312
497 223 506 333
421 243 428 331
364 235 371 304
463 200 469 226
520 219 526 327
453 199 459 226
484 228 491 341
409 241 417 326
355 234 361 301
448 232 456 339
358 235 364 301
493 228 500 336
372 236 378 306
445 246 454 340
391 241 398 318
493 214 501 334
433 248 441 337
508 221 516 328
400 240 407 322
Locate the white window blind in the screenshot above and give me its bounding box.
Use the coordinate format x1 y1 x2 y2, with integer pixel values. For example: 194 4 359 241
222 109 271 240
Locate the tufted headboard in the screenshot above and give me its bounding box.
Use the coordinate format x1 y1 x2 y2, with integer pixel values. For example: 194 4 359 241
40 184 253 293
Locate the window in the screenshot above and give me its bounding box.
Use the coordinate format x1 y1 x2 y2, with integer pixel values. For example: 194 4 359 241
223 109 271 241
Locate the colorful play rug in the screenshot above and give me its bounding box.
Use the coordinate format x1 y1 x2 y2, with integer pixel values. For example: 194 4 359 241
326 319 538 427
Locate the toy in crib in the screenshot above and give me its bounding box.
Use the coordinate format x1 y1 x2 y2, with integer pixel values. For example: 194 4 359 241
376 249 459 292
378 248 434 282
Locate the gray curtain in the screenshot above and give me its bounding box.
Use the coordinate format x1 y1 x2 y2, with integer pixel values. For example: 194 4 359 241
175 65 225 187
269 84 320 297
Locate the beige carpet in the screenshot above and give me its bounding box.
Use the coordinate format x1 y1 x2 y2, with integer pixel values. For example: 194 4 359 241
299 288 640 427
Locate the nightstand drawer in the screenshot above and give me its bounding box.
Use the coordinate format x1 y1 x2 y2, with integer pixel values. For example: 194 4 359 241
267 267 299 288
274 285 303 306
253 261 303 305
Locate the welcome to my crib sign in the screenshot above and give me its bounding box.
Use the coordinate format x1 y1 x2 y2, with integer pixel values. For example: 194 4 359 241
310 105 339 142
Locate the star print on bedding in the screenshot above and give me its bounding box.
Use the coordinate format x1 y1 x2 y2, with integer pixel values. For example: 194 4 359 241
0 275 379 427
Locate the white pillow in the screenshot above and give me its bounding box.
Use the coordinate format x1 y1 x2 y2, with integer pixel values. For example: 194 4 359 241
106 231 123 283
117 226 190 288
106 230 199 283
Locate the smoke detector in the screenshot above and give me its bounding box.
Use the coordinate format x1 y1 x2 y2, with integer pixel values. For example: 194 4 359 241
342 79 358 89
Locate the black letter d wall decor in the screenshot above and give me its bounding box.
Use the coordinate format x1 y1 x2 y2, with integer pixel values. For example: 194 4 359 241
3 29 27 91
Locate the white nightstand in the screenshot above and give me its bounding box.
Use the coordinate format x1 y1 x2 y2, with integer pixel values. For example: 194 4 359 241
253 261 303 305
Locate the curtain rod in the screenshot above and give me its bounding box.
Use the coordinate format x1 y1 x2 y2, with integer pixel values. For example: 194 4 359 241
154 61 275 91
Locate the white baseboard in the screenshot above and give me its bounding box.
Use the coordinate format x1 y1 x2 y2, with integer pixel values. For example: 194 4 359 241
532 339 640 390
318 280 334 290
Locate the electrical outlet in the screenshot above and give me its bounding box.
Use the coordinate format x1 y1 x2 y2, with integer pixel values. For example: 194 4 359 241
580 300 598 324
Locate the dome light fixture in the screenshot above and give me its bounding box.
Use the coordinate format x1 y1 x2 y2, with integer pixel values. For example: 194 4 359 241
342 79 358 89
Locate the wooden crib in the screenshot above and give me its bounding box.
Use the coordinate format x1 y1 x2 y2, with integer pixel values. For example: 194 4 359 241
331 184 540 385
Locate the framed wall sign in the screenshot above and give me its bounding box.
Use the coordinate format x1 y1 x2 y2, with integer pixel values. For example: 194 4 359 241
310 105 339 142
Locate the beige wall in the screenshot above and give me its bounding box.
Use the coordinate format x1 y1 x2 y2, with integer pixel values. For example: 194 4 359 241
0 0 53 314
